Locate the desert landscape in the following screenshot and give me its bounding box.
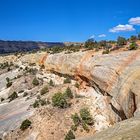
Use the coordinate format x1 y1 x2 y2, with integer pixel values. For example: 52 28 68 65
0 36 140 140
0 0 140 139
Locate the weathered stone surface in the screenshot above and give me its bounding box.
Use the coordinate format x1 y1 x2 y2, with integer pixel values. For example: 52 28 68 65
44 50 140 120
77 117 140 140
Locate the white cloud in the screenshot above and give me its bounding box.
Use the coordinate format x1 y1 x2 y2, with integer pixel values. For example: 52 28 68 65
129 17 140 25
109 24 135 33
89 35 95 39
98 34 106 38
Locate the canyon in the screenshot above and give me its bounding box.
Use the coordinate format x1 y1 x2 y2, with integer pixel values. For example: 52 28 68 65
0 48 140 140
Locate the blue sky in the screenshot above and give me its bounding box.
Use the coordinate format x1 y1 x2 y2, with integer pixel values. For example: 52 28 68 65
0 0 140 42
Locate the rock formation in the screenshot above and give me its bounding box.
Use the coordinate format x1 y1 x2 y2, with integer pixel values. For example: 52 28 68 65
43 50 140 121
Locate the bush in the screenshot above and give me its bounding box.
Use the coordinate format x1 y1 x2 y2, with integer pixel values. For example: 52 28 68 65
84 38 96 49
129 42 138 50
102 49 109 54
20 119 31 131
32 78 39 86
71 125 77 131
129 35 137 42
18 90 24 93
64 87 73 99
33 100 39 108
49 79 54 86
39 99 47 106
75 82 80 88
82 122 90 132
64 77 71 84
65 130 75 140
33 98 47 108
1 98 4 102
117 36 127 46
52 92 68 108
23 92 28 97
8 92 18 102
6 82 12 88
40 86 49 95
80 108 94 125
71 113 81 127
6 77 10 83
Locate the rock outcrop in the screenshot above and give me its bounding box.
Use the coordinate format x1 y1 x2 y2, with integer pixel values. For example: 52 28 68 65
77 117 140 140
43 50 140 121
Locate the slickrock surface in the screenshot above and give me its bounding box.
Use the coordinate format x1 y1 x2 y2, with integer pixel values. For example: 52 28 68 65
44 50 140 120
1 50 140 140
77 117 140 140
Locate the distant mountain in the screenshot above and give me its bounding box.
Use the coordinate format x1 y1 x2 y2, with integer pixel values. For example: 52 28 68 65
0 40 65 54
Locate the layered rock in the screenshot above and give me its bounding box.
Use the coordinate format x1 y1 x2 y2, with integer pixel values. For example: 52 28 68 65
43 50 140 120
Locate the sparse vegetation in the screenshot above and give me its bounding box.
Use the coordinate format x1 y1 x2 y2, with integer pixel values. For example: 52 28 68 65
6 81 12 88
52 92 68 108
71 108 94 133
39 99 47 106
6 77 12 88
75 82 80 88
117 36 127 46
71 113 81 127
23 92 28 97
32 77 39 86
64 77 71 84
52 87 74 108
33 100 40 108
129 35 137 42
8 92 18 102
18 90 24 93
102 49 109 54
20 119 31 131
1 98 5 102
33 98 47 108
63 87 73 99
80 108 94 125
129 42 138 50
85 38 96 49
49 79 54 86
65 130 75 140
40 86 49 95
0 62 13 69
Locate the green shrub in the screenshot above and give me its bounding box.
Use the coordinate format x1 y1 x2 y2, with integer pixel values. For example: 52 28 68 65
82 122 89 132
52 92 68 108
129 42 138 50
64 77 71 84
102 49 109 54
71 113 81 127
117 36 127 46
8 92 18 102
23 92 28 97
40 86 49 95
33 100 39 108
1 98 4 102
40 99 47 106
6 82 12 88
71 125 77 131
49 79 54 86
65 130 75 140
80 108 94 125
6 77 10 83
32 78 39 86
75 82 80 88
20 119 31 131
18 90 24 93
64 87 73 99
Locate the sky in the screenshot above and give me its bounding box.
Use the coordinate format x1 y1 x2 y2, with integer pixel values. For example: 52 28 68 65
0 0 140 42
